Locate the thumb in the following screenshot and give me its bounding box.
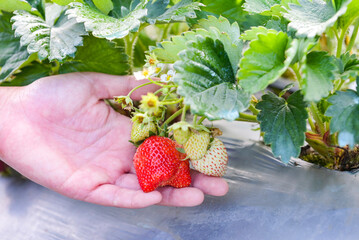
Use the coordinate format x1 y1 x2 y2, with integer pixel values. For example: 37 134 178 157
89 73 160 100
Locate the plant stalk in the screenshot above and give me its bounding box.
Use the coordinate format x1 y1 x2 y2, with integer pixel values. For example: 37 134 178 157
124 32 140 74
346 18 359 53
309 103 326 135
235 113 258 123
248 104 259 115
181 105 188 121
161 98 184 105
197 116 206 125
162 108 184 127
127 82 153 98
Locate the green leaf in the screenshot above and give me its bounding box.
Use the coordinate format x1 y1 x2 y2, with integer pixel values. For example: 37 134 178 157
196 15 240 44
111 0 133 18
67 1 147 40
257 91 308 163
284 0 351 37
146 0 170 20
0 13 18 66
301 51 337 102
196 15 242 74
151 31 199 63
52 0 84 5
133 30 156 68
174 36 250 121
0 0 32 12
153 0 203 23
337 53 359 79
11 3 87 61
0 0 43 16
243 0 285 16
287 37 317 64
152 16 243 73
265 17 292 34
0 12 32 81
0 49 32 82
198 0 245 24
326 90 359 147
60 35 130 75
240 26 278 41
92 0 114 14
0 61 51 86
338 0 359 27
238 31 294 94
191 0 272 32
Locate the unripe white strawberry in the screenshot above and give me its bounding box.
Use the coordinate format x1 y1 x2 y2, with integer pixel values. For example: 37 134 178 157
184 130 210 160
131 114 157 143
169 121 192 145
191 138 228 177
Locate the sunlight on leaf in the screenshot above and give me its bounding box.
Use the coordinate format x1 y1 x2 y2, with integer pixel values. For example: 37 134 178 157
67 1 147 40
11 3 87 61
174 36 250 121
284 0 351 37
238 31 295 94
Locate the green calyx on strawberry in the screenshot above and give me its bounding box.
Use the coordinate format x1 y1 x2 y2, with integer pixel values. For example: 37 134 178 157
184 128 211 161
131 113 157 143
133 136 191 193
191 138 228 177
168 121 192 145
114 95 134 111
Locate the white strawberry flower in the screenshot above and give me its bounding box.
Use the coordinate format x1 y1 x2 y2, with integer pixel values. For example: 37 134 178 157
160 70 176 83
134 64 165 80
154 63 164 76
133 67 156 80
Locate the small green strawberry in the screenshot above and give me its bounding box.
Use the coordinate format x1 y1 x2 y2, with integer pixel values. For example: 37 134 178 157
131 114 157 143
168 121 192 145
184 130 210 160
191 138 228 177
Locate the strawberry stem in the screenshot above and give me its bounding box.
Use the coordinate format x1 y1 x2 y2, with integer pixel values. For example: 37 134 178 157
235 113 258 122
193 115 198 126
160 98 184 105
181 105 188 121
161 108 184 127
197 116 206 124
127 82 153 98
148 77 177 88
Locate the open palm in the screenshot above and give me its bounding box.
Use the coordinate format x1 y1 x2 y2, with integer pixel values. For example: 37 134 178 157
0 72 228 208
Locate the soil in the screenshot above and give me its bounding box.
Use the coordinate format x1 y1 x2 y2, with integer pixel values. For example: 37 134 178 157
300 145 359 171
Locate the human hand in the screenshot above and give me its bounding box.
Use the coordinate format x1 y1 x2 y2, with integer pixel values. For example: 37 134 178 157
0 72 228 208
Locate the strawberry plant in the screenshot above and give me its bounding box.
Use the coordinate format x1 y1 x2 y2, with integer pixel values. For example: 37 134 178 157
1 0 359 190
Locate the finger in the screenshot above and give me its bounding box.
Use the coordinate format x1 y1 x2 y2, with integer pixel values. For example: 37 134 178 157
191 170 229 197
88 73 159 100
157 186 205 207
115 173 141 190
84 184 162 208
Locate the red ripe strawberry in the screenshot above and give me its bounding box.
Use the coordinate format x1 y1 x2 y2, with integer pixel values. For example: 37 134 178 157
165 160 191 188
133 136 191 192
